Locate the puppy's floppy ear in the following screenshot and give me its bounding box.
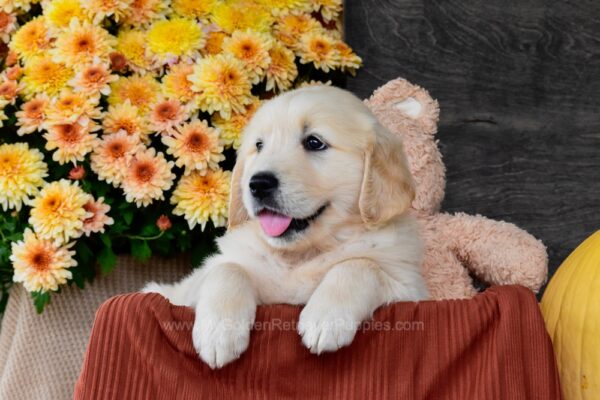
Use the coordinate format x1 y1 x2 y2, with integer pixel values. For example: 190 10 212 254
227 154 249 230
359 122 415 228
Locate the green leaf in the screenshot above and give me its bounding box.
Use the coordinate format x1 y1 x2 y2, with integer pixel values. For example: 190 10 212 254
123 209 134 225
99 233 112 248
75 240 94 269
5 232 23 242
2 218 16 232
140 223 159 236
118 202 135 225
131 240 152 262
98 246 117 274
31 291 51 314
70 267 86 289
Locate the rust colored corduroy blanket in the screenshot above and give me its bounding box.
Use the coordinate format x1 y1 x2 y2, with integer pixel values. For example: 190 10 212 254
74 285 561 400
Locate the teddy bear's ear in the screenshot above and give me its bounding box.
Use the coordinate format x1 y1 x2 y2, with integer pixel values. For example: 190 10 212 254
365 78 439 136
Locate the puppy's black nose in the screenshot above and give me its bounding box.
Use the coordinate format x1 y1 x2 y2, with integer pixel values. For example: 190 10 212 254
249 172 278 199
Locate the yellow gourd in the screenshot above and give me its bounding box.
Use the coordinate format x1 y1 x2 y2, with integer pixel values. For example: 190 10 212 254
541 231 600 400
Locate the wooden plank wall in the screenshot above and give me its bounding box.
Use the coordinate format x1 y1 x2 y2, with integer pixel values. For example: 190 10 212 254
345 0 600 286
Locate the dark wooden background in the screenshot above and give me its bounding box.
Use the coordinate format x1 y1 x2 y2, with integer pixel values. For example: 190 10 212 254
345 0 600 288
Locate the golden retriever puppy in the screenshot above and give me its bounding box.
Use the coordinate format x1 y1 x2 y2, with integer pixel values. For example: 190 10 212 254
143 85 428 369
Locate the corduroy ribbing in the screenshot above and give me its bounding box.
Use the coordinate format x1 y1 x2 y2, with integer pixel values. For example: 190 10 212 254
74 285 562 400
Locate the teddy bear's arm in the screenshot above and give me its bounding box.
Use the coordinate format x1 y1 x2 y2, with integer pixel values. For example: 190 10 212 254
426 212 548 294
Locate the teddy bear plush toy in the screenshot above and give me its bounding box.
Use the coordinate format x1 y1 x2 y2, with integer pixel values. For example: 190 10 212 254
365 78 548 299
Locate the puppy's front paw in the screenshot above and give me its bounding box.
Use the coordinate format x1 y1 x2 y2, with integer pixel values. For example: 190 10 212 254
193 311 252 369
141 281 169 297
298 302 360 355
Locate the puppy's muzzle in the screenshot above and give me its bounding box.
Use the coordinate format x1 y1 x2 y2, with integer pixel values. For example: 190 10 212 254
249 171 279 201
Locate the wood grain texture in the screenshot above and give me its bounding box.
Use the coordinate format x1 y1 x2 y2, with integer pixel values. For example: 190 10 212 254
344 0 600 287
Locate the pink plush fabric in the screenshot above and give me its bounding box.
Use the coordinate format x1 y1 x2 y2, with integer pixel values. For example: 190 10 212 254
365 79 548 299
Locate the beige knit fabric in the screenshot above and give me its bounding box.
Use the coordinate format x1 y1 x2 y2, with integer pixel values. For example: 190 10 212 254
0 256 189 400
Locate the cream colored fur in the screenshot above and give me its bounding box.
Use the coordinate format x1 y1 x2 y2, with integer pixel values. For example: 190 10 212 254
143 86 428 369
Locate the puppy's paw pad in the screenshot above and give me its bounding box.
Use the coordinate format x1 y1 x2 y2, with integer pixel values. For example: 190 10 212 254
193 315 251 369
298 307 359 354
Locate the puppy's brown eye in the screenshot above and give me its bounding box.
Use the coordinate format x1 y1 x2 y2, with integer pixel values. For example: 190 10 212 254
256 140 263 152
303 135 327 151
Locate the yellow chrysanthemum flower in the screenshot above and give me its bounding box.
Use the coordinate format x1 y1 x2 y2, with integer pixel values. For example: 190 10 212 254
335 41 362 74
147 18 204 63
172 0 215 20
210 1 272 34
257 0 310 16
295 79 332 89
121 148 175 207
44 0 87 29
16 94 49 135
298 31 340 72
265 42 298 92
122 0 168 26
21 57 73 98
44 122 100 165
171 169 231 230
44 89 102 126
0 0 35 12
162 63 196 103
9 17 53 60
162 118 224 175
0 101 6 126
223 30 272 84
274 14 321 50
52 18 116 65
189 54 253 120
108 75 161 114
80 0 132 24
10 229 76 293
102 100 151 143
311 0 342 22
0 143 48 211
202 31 228 56
90 131 143 187
116 30 155 72
29 179 92 244
212 98 260 149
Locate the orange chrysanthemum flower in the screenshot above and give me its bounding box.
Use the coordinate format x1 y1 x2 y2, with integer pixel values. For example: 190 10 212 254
90 131 143 186
52 18 116 65
82 197 114 236
148 97 189 135
16 94 49 135
44 121 100 165
223 29 272 84
10 229 76 293
162 118 225 175
162 63 196 103
121 148 175 207
298 31 340 72
68 58 118 95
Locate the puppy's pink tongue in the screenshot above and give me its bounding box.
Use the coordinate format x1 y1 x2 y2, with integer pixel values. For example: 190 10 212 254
258 211 292 237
